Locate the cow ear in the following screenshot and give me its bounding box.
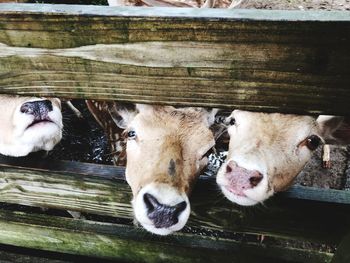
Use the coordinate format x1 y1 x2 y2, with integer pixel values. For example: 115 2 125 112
108 103 137 129
317 115 350 144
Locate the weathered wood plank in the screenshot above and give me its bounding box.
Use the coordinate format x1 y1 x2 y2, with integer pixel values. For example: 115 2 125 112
2 154 350 204
0 154 124 180
0 4 349 114
0 246 73 263
280 185 350 204
0 165 133 219
0 209 333 263
0 157 350 245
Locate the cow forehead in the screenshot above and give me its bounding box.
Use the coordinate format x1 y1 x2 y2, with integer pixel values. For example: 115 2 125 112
132 108 209 135
127 108 214 164
230 111 320 144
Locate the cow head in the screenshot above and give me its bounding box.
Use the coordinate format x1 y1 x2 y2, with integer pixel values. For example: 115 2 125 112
216 110 349 206
110 103 217 235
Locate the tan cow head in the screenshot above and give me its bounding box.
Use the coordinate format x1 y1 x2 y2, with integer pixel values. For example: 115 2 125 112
216 110 349 206
0 95 63 157
110 103 217 235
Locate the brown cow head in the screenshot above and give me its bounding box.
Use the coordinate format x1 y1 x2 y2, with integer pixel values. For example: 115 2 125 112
110 103 217 235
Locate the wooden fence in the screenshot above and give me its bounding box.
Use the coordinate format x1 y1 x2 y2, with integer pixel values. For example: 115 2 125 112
0 3 349 262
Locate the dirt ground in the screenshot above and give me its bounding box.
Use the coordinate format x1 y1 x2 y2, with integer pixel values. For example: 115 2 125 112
236 0 350 10
296 145 350 190
69 0 350 10
132 0 350 10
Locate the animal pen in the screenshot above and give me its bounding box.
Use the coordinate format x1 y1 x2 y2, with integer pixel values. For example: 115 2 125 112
0 3 349 262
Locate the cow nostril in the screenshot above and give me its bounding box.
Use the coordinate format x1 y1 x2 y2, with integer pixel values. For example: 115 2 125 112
173 201 187 217
20 100 53 115
225 161 237 174
20 102 33 114
40 100 53 112
143 193 160 213
143 193 187 228
249 173 263 187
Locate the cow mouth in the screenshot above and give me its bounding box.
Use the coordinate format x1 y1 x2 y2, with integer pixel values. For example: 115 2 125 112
26 118 54 129
224 185 247 197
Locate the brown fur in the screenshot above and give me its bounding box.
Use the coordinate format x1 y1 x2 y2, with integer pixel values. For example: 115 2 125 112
124 105 214 195
86 100 127 166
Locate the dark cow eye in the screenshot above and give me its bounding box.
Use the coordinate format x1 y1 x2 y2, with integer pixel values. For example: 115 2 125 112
224 117 236 126
306 135 321 151
127 130 136 139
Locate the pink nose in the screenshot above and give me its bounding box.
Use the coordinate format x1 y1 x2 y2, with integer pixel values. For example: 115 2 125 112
225 161 263 194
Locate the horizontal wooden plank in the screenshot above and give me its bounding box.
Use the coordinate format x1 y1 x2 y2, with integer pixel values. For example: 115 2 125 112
0 4 349 114
0 157 350 245
0 154 124 180
1 155 350 204
0 209 333 263
0 245 73 263
280 185 350 205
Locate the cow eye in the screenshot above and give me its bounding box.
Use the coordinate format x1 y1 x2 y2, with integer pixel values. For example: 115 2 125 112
225 117 236 126
127 130 136 140
306 135 321 151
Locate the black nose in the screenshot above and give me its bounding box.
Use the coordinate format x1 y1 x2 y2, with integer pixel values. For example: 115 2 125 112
143 193 187 229
20 100 53 118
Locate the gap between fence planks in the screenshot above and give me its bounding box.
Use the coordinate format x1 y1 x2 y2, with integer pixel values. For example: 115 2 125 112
0 4 349 115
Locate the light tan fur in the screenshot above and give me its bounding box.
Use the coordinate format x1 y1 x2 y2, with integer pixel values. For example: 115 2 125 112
125 105 215 195
217 110 348 206
106 103 216 235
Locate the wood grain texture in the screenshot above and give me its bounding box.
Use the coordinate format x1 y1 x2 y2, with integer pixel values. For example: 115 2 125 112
0 157 350 246
0 209 333 263
0 4 349 114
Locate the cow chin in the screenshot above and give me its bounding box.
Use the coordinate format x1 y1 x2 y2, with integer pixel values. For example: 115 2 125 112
132 183 191 235
0 124 62 157
2 106 63 157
